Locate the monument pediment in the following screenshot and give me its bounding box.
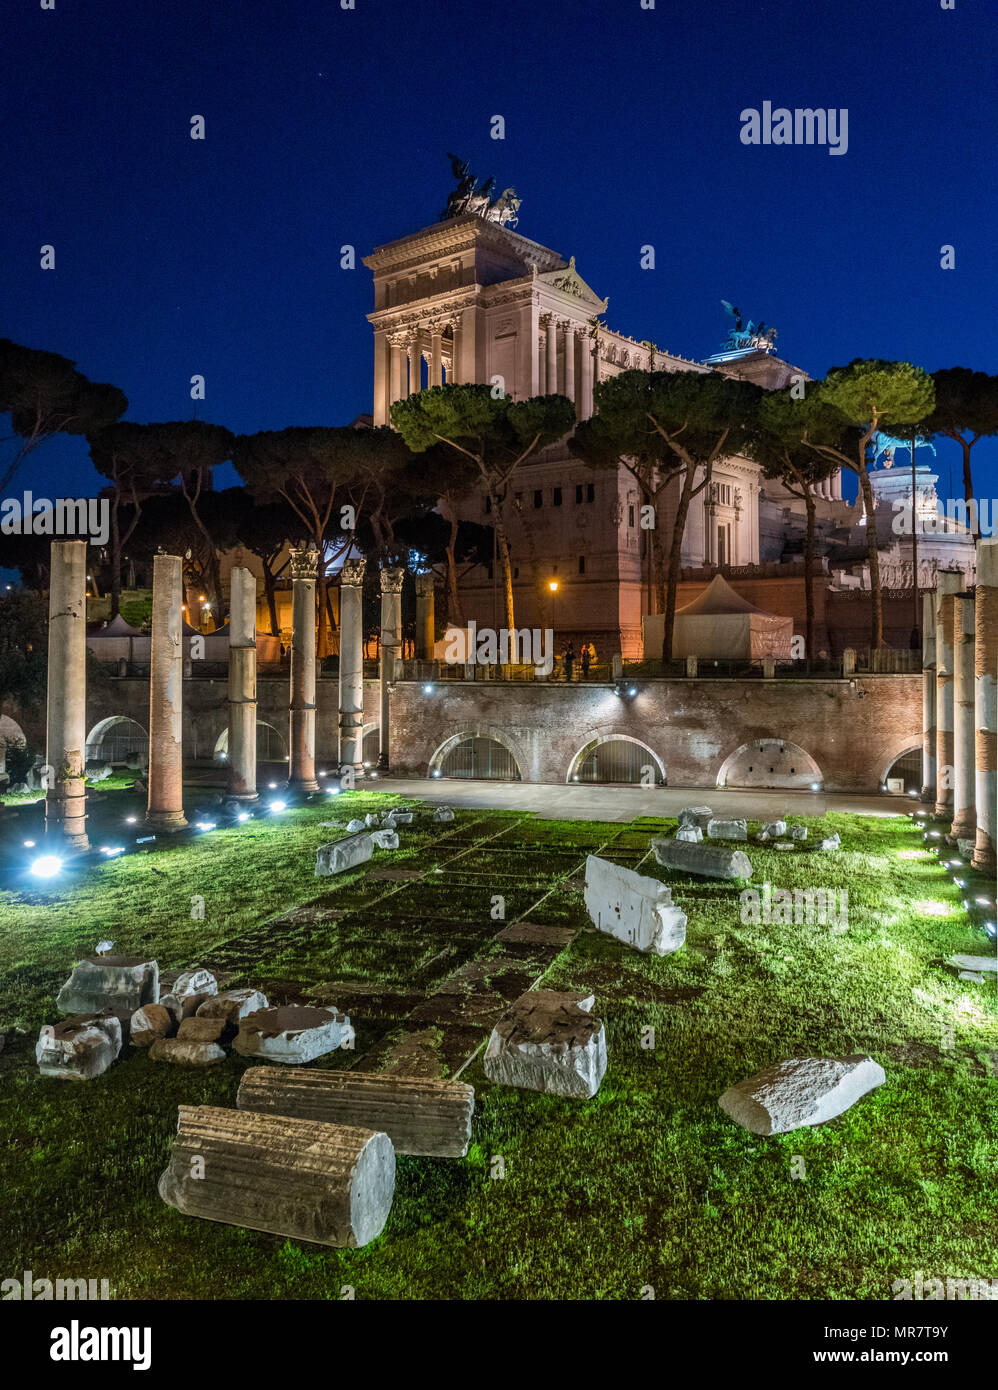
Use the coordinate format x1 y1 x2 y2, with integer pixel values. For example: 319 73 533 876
537 257 607 310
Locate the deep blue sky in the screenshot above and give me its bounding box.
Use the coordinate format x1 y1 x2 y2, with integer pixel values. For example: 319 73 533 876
3 0 997 504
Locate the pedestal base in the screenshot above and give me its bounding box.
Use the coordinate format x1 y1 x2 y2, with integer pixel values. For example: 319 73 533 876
145 811 189 832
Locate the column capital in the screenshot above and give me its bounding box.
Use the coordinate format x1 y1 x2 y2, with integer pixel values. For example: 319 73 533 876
289 544 319 581
414 571 435 598
379 565 406 595
339 558 366 588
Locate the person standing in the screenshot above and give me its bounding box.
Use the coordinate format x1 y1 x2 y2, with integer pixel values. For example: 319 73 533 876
580 642 591 679
564 640 575 682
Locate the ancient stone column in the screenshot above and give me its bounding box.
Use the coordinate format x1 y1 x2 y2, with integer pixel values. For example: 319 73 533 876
430 328 443 389
45 540 89 850
288 544 320 794
337 558 366 776
415 572 435 661
227 565 258 800
377 566 405 770
951 593 976 840
562 323 576 403
934 570 965 819
920 592 936 802
146 553 187 830
973 538 998 869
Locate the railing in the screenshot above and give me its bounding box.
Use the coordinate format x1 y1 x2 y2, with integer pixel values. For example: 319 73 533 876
98 647 923 684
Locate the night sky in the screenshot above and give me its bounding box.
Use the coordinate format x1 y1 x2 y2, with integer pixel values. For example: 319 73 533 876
3 0 997 506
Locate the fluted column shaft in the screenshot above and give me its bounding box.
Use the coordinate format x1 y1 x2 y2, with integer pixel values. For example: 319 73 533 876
147 553 187 829
288 545 319 793
952 593 976 839
45 540 89 849
920 591 936 802
227 566 258 800
934 571 964 819
545 316 557 396
337 559 366 775
973 539 998 869
562 323 576 402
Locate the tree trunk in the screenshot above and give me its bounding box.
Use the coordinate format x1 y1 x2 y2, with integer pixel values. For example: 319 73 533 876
661 471 696 665
317 571 331 659
440 498 464 626
858 463 884 649
110 495 122 620
262 562 280 638
803 492 816 659
961 438 978 541
492 501 516 632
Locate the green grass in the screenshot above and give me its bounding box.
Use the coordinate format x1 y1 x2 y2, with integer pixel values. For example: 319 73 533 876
0 789 996 1300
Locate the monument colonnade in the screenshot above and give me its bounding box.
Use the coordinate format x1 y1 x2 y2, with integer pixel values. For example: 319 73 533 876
384 312 595 415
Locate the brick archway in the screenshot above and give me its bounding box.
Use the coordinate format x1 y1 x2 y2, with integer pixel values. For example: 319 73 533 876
717 738 823 790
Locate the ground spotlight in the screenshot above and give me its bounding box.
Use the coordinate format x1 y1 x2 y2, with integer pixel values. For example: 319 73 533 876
126 816 137 824
100 846 125 857
327 786 340 795
30 855 63 879
23 840 35 848
236 812 251 822
268 782 277 790
195 820 216 831
269 800 287 813
423 683 435 694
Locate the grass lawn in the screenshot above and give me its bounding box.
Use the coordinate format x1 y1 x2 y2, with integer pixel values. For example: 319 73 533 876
0 786 996 1300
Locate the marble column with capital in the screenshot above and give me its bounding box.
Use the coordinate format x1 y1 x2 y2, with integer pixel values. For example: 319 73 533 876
579 329 593 419
388 336 404 407
288 544 320 794
337 558 366 775
377 566 405 770
562 322 576 404
429 327 443 389
544 315 557 396
408 330 422 396
45 540 90 849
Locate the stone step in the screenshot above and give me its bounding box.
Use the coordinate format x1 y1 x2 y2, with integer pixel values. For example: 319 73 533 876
158 1104 395 1248
237 1067 474 1158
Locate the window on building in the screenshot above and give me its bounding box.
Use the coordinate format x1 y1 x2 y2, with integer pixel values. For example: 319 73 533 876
534 489 543 509
485 495 492 514
575 484 583 504
586 483 595 503
628 504 635 527
578 555 586 574
487 562 494 579
553 486 562 506
513 566 519 578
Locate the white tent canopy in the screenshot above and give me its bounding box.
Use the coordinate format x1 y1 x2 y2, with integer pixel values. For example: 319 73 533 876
643 574 794 660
